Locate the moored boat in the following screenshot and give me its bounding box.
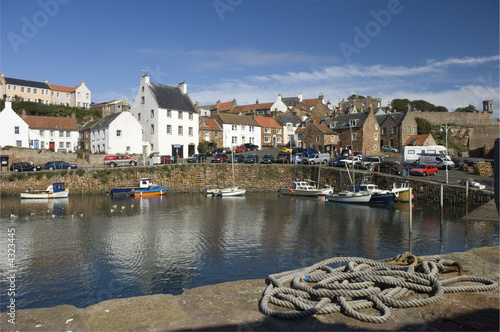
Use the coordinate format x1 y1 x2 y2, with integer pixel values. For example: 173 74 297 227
278 181 323 197
20 182 69 199
133 184 169 198
391 181 413 202
355 183 395 203
325 190 372 203
206 186 246 197
307 180 334 196
110 178 168 197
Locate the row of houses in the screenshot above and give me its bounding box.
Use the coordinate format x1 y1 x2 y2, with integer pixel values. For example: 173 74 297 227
0 72 92 108
0 73 432 159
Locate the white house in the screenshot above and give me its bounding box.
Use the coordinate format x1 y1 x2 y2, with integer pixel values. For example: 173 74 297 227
269 94 289 114
23 114 79 152
0 101 30 148
277 114 302 146
214 113 261 149
130 75 199 158
89 111 144 154
50 80 92 108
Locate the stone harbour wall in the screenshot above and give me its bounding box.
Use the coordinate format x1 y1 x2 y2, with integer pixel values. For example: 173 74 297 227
0 164 494 206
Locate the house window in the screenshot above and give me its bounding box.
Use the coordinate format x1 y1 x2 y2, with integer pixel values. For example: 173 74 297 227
392 127 397 134
142 86 144 92
277 128 282 134
151 124 154 134
375 124 378 130
138 113 141 121
351 133 357 141
189 113 193 120
249 126 254 132
382 127 386 135
241 125 245 130
141 96 145 104
277 137 282 144
189 127 193 136
66 142 70 148
264 127 271 134
40 130 44 137
56 92 59 97
50 130 54 138
27 88 31 93
116 130 121 137
7 85 11 90
21 87 25 92
16 140 22 147
13 86 16 91
214 132 218 138
59 142 64 148
59 131 64 137
390 139 394 146
178 126 183 135
167 110 171 118
232 136 238 144
374 133 378 140
264 136 271 143
151 109 154 118
178 111 183 120
232 125 237 131
14 126 19 135
316 136 320 142
66 131 70 137
166 125 172 135
86 93 89 99
349 119 356 126
33 88 37 94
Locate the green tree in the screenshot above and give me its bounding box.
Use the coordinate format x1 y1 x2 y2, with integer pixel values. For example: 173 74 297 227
434 106 448 112
455 104 477 112
391 99 411 112
415 118 433 135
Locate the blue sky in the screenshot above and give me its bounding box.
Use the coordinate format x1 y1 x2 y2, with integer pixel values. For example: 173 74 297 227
1 0 499 120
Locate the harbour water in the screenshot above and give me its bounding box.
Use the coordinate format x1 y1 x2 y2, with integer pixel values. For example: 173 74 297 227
0 193 498 311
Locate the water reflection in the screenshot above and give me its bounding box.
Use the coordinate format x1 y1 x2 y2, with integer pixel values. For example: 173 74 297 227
0 194 497 311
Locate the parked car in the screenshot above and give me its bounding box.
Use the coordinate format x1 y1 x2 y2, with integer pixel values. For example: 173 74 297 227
275 152 291 164
261 154 275 164
292 147 305 155
329 156 343 167
211 153 228 163
206 148 225 156
381 145 399 153
303 148 319 156
410 164 438 176
338 156 361 168
356 156 383 170
187 154 207 163
228 154 245 163
244 154 259 164
104 155 138 167
302 153 330 165
45 161 78 170
10 162 42 172
243 143 259 151
234 145 247 153
280 147 293 153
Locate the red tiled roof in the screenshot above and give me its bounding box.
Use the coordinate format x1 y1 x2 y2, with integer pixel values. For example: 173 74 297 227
232 105 254 114
404 134 432 146
49 84 78 93
218 102 232 111
24 115 78 130
253 102 273 110
303 98 319 107
255 116 281 128
199 118 222 131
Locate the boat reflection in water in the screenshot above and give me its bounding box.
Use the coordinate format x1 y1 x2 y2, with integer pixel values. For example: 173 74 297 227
0 193 497 312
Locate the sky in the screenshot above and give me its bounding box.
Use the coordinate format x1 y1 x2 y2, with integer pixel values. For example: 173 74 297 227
1 0 499 120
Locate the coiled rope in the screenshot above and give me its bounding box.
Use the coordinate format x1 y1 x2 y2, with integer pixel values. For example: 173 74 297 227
259 255 498 323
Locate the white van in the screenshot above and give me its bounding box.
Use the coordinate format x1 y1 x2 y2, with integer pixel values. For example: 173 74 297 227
402 145 446 162
303 153 331 165
418 154 455 170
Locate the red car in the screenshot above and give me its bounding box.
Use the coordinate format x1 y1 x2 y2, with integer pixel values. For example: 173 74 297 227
234 145 246 153
410 164 438 176
211 153 228 163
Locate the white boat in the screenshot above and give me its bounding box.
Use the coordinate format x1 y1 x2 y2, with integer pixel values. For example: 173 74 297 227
355 183 395 203
207 186 246 197
325 190 372 203
20 182 69 199
278 181 323 197
206 149 246 197
307 180 334 196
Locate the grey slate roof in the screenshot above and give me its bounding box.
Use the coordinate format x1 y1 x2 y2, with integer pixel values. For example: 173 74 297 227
92 112 121 130
149 83 196 113
278 115 301 126
79 119 100 131
216 113 260 126
5 77 50 89
332 112 368 129
375 111 407 125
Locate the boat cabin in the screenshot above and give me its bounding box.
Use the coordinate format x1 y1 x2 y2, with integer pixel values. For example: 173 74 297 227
48 182 66 193
138 178 154 189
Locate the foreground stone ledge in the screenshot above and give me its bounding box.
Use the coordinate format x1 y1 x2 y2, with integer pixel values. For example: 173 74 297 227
1 246 498 331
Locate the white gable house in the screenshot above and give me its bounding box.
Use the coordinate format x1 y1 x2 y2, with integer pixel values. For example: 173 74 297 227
90 111 144 154
214 113 261 149
130 75 199 158
0 101 30 148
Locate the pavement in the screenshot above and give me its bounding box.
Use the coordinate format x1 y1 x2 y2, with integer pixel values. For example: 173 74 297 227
2 202 498 332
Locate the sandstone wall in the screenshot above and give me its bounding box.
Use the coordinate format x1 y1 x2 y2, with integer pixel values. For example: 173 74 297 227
413 111 492 126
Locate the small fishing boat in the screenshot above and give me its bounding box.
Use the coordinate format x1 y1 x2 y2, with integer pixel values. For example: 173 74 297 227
110 178 168 197
20 182 69 199
307 180 334 196
206 186 246 197
391 181 413 202
325 190 372 203
355 183 395 203
278 181 323 197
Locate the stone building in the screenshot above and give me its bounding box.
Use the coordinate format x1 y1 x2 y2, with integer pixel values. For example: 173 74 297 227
375 107 417 152
199 118 223 149
255 116 283 147
296 119 337 153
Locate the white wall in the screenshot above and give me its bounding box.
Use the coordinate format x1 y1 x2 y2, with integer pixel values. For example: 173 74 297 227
35 128 78 152
0 102 29 148
222 123 261 148
107 112 144 154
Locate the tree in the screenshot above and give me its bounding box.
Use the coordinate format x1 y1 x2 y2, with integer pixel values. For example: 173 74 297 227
434 106 448 112
391 99 411 112
455 104 477 112
415 118 433 135
347 94 365 100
